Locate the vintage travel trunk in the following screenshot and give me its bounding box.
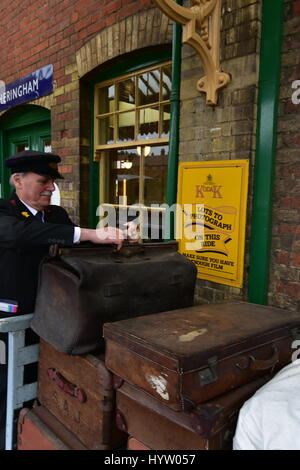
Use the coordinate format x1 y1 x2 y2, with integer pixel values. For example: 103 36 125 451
37 340 126 450
116 377 271 450
127 437 152 450
104 301 300 410
31 242 196 354
17 406 88 450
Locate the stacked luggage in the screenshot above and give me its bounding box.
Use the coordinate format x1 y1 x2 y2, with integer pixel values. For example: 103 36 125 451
15 243 300 450
103 302 300 450
17 340 127 450
17 242 197 450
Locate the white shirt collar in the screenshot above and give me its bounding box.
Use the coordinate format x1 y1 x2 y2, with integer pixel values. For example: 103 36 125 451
20 199 42 217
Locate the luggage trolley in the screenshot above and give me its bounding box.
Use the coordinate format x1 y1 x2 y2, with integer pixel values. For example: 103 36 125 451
0 314 39 450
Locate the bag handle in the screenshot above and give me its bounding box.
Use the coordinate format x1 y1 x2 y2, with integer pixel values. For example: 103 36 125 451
249 345 279 371
110 245 147 261
236 345 279 371
48 242 144 259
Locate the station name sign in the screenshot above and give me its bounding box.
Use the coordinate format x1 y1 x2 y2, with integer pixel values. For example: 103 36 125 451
0 64 53 111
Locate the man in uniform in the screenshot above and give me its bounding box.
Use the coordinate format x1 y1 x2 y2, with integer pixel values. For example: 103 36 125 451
0 149 126 449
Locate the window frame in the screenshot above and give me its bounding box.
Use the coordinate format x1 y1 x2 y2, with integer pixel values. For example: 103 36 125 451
94 61 172 152
89 48 172 228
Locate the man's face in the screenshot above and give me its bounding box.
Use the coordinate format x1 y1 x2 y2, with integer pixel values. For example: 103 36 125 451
14 172 55 210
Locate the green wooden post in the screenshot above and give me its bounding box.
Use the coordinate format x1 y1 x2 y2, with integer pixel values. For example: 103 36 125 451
165 0 183 241
248 0 284 304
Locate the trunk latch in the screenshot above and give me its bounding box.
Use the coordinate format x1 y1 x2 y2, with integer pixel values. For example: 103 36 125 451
198 356 218 385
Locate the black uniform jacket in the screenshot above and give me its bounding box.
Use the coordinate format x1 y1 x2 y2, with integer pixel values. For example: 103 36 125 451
0 192 76 314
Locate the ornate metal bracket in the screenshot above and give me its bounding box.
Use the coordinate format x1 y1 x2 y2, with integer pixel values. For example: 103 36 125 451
154 0 231 105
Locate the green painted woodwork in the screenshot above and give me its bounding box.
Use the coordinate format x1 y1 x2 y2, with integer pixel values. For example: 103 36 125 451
165 0 182 241
248 0 284 304
0 105 50 197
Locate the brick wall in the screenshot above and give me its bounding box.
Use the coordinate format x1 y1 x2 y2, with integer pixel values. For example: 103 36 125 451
180 0 260 304
269 0 300 311
0 0 169 223
0 0 154 84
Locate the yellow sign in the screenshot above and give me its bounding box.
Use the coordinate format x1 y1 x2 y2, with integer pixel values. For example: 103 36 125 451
176 160 249 288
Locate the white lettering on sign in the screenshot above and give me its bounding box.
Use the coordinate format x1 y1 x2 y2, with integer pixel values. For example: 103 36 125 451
291 80 300 105
0 78 39 105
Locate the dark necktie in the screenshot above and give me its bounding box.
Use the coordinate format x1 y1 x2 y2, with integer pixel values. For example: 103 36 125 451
35 211 44 222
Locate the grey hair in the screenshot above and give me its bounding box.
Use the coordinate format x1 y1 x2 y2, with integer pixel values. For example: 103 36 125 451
9 173 26 187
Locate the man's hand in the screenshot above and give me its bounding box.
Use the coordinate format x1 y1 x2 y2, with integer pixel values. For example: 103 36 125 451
80 227 125 250
123 221 140 242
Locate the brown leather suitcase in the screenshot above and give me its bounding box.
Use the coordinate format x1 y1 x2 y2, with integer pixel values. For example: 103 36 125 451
104 301 300 410
17 406 88 450
37 340 127 450
116 376 271 450
31 242 196 354
127 437 151 450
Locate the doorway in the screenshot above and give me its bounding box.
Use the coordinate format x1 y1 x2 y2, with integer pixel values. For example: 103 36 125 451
0 105 51 198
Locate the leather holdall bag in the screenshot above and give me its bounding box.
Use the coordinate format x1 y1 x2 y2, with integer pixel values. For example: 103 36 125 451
31 242 197 355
